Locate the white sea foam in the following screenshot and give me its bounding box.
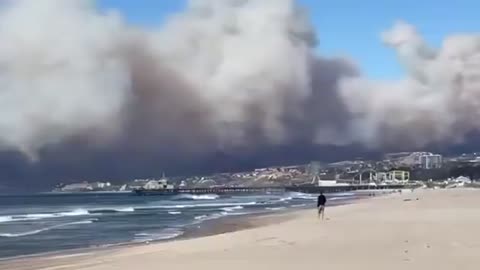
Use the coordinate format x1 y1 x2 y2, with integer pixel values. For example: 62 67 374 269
194 215 208 220
332 192 356 197
143 201 257 210
221 206 244 212
174 194 220 200
116 207 135 212
0 205 140 224
0 216 13 223
223 212 249 216
168 211 182 215
190 194 220 200
0 219 97 238
133 228 184 243
0 209 90 223
266 207 287 211
288 192 317 200
290 203 308 208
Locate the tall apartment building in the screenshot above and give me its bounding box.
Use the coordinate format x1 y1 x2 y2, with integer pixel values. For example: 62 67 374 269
420 154 443 169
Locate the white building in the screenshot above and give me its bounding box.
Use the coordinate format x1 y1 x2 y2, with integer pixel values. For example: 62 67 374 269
420 154 443 169
143 179 174 190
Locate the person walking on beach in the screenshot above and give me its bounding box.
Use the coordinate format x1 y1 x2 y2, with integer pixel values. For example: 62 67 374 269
317 192 327 220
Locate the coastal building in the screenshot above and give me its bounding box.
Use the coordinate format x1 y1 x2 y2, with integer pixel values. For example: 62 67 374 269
372 170 410 183
91 182 111 189
143 179 174 190
420 154 443 169
388 170 410 182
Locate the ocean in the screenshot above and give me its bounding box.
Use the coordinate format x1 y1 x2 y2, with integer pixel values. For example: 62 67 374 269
0 191 361 259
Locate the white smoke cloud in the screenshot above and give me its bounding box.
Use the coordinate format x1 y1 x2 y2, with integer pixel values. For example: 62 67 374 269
0 0 131 158
1 0 480 162
340 21 480 149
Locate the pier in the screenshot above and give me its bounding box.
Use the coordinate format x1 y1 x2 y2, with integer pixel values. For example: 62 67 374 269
133 183 418 196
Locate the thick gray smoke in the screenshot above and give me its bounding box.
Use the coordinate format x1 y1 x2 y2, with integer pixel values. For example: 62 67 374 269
0 0 356 160
0 0 479 166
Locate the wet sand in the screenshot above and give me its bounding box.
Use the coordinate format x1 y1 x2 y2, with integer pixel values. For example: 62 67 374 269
3 189 480 270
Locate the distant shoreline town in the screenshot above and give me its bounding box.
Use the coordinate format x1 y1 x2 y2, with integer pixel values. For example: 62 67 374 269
51 151 480 193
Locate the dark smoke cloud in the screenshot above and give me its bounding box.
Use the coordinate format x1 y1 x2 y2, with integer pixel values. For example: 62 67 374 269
0 1 479 190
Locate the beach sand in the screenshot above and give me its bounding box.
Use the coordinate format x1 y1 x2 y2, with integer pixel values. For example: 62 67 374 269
3 189 480 270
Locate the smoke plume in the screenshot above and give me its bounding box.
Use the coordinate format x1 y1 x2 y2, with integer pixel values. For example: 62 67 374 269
340 21 480 149
0 0 480 186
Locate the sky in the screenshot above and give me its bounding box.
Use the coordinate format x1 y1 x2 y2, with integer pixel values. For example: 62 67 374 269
97 0 480 80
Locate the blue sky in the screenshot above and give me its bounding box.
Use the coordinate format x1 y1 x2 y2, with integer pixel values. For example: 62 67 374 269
97 0 479 80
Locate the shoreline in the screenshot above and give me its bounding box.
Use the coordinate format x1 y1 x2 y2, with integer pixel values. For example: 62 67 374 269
0 190 389 264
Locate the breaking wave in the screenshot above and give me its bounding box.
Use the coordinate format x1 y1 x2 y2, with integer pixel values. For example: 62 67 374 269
88 207 135 214
173 194 220 200
133 228 184 242
0 209 90 223
141 201 257 210
0 219 97 238
221 206 244 212
266 207 287 211
0 207 136 224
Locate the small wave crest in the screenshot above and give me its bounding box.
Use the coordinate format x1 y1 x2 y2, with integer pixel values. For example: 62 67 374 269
333 192 356 197
193 211 230 222
173 194 220 200
0 209 90 223
0 206 138 224
287 192 317 200
89 207 135 214
0 219 97 238
142 201 257 210
194 214 208 220
221 206 243 212
168 211 182 215
266 207 287 211
134 228 184 242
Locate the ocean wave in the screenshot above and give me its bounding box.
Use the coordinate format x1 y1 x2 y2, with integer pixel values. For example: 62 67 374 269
168 211 182 215
193 211 230 222
0 206 138 224
194 214 208 220
266 207 287 211
0 216 13 223
332 192 356 197
0 209 90 223
88 207 135 214
221 206 244 212
173 194 220 200
0 219 97 238
287 192 317 200
133 228 184 242
142 201 257 210
290 203 308 208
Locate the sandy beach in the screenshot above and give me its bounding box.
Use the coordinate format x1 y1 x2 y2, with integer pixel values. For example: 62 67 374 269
3 189 480 270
